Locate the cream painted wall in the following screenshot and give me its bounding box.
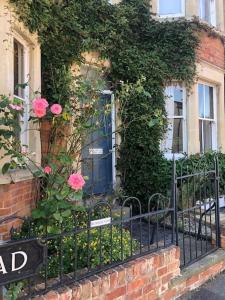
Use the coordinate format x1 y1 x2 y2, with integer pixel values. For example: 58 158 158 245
187 60 225 154
0 0 41 178
110 0 225 32
151 0 225 32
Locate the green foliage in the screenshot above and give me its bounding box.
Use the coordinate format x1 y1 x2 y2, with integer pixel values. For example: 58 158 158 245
153 152 225 209
9 0 200 204
12 209 139 280
46 225 138 278
5 282 24 300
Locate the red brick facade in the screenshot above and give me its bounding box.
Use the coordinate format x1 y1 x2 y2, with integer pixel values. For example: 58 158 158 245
197 31 224 69
0 179 38 240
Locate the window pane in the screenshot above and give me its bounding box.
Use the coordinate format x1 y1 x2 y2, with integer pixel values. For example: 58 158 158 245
14 41 19 96
159 0 182 15
199 120 203 152
199 0 210 22
14 40 24 98
199 0 216 25
163 118 183 153
209 86 214 118
204 85 210 118
198 84 204 118
172 118 183 153
204 86 214 118
199 119 213 152
174 87 183 116
165 86 183 117
203 120 212 151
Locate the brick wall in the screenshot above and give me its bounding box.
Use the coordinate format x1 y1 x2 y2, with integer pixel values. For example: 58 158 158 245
0 179 38 240
34 246 180 300
33 245 225 300
197 31 224 69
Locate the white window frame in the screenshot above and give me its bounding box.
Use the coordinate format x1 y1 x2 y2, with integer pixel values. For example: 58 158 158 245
198 82 217 153
199 0 216 26
157 0 185 18
162 85 187 160
13 34 30 148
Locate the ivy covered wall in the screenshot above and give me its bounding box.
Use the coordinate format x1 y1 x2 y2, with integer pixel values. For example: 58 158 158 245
10 0 201 202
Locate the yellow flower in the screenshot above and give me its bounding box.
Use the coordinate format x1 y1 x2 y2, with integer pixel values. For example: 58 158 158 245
62 112 70 121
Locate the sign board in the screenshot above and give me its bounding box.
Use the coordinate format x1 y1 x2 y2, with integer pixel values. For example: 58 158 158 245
0 239 45 286
89 148 103 155
90 217 111 228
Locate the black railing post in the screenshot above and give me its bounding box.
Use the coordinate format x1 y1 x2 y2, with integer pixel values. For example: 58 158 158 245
215 156 221 248
0 287 3 300
172 155 178 246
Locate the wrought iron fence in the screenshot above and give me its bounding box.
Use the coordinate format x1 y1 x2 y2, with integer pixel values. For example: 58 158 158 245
173 155 221 268
0 155 222 298
0 194 174 299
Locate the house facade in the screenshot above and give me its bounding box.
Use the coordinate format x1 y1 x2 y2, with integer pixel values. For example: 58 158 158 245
110 0 225 160
152 0 225 159
1 0 225 238
0 0 41 239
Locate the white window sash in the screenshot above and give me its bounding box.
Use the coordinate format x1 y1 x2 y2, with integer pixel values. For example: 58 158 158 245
162 85 187 158
210 0 216 26
198 83 217 152
158 0 185 18
13 38 30 148
199 0 216 26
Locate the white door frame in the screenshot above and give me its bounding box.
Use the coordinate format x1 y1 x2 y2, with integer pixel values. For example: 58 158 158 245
102 90 116 190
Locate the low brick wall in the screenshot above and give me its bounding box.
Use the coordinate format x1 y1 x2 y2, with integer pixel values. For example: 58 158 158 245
34 246 180 300
169 249 225 299
33 246 225 300
0 179 38 240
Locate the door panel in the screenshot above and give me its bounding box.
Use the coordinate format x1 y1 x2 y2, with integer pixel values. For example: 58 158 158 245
82 94 113 195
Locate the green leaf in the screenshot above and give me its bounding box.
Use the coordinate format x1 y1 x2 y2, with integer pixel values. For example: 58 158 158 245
2 162 11 174
61 209 71 217
34 169 43 177
32 209 46 219
53 212 63 222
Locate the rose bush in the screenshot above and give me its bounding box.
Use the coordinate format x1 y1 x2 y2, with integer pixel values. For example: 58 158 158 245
0 77 107 230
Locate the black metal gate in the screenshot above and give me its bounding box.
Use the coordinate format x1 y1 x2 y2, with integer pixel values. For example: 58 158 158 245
173 156 221 268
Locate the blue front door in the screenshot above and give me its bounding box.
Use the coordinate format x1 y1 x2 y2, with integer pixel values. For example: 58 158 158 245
82 94 113 195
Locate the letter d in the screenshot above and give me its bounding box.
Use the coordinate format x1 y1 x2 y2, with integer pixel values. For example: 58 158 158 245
11 251 27 272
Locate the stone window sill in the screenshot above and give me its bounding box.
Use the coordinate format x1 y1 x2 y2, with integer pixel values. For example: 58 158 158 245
0 167 38 185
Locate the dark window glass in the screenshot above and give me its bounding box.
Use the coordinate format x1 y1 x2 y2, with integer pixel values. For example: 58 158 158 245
172 118 183 153
199 120 213 152
14 40 24 98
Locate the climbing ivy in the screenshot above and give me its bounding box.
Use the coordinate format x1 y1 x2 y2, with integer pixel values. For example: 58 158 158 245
9 0 201 202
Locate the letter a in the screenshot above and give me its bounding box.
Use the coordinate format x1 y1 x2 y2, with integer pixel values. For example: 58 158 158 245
0 256 7 274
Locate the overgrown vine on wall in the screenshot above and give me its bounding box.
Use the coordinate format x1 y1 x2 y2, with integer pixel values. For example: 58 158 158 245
9 0 201 202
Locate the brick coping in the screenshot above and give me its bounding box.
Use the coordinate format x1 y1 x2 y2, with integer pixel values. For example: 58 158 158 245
170 249 225 299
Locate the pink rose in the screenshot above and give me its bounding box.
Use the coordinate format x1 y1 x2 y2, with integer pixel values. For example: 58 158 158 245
50 104 62 115
33 98 49 118
68 173 85 190
9 104 23 111
44 166 52 174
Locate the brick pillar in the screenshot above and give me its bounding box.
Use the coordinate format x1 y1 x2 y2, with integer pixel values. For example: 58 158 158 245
0 179 38 240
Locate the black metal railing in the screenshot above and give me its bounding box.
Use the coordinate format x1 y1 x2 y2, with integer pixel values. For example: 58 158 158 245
0 155 221 298
173 156 220 268
0 194 174 299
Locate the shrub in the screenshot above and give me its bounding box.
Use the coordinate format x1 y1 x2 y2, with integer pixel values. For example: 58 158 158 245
12 208 139 279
